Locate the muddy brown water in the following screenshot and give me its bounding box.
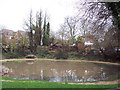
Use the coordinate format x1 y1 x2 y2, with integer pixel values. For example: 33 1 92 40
2 60 120 82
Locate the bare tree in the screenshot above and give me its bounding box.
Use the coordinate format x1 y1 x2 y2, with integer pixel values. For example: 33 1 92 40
76 1 120 37
34 10 43 46
64 16 79 44
24 10 34 53
38 11 42 45
75 1 120 60
57 24 68 42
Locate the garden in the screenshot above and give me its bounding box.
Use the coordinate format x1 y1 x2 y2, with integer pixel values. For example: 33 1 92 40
1 1 120 89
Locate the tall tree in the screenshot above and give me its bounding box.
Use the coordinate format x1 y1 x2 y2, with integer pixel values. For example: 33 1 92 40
38 11 42 46
24 10 34 53
60 17 79 45
46 22 50 45
76 1 120 59
66 17 76 44
25 10 50 47
34 11 43 46
76 1 120 40
105 2 120 49
42 13 50 46
42 14 47 46
57 24 68 43
105 2 120 31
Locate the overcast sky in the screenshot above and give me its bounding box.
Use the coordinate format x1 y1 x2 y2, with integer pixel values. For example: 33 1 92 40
0 0 78 32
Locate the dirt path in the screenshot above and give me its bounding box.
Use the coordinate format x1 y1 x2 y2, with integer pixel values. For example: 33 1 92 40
1 58 120 65
0 80 14 82
0 80 33 82
68 80 120 85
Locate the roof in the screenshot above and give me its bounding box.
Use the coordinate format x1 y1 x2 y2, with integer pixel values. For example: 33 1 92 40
1 29 28 39
1 29 14 34
18 30 27 37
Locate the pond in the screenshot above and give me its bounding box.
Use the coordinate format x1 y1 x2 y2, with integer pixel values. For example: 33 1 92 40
2 60 120 82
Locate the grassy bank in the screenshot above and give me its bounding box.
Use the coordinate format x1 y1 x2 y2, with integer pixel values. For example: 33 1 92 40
1 78 120 89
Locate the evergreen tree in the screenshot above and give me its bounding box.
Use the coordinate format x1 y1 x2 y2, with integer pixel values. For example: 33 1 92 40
42 16 47 46
42 14 50 46
46 22 50 45
34 11 42 46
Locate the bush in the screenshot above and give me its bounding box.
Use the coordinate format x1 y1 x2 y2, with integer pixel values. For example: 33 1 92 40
68 52 78 58
55 48 68 59
16 46 31 56
36 51 46 58
3 52 24 59
36 50 54 59
45 54 54 59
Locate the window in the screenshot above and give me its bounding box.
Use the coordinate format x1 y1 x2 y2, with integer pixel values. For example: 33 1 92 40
16 36 19 39
8 36 12 39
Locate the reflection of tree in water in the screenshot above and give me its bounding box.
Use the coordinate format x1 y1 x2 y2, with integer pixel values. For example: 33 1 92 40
40 69 43 80
48 69 97 82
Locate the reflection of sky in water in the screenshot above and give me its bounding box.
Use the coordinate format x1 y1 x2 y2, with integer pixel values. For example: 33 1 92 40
2 61 120 82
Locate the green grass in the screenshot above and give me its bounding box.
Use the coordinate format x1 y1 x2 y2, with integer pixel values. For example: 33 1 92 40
2 81 119 88
1 78 120 89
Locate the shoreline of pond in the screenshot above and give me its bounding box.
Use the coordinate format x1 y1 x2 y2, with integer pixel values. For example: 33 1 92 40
1 59 120 87
1 78 120 85
0 58 120 65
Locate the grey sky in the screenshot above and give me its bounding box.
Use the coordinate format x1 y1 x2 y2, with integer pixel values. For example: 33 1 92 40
0 0 78 32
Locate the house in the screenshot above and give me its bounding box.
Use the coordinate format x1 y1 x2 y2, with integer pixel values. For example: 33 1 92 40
17 30 28 38
1 29 14 40
82 34 94 46
1 29 28 49
80 34 95 54
1 29 28 40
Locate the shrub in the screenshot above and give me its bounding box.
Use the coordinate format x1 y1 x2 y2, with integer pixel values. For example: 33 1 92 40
45 54 54 59
55 48 68 59
76 50 86 57
36 50 54 59
3 52 24 59
76 35 85 43
36 51 46 58
68 52 78 58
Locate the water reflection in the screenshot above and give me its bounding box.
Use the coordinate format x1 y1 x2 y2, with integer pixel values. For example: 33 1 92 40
2 61 120 82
